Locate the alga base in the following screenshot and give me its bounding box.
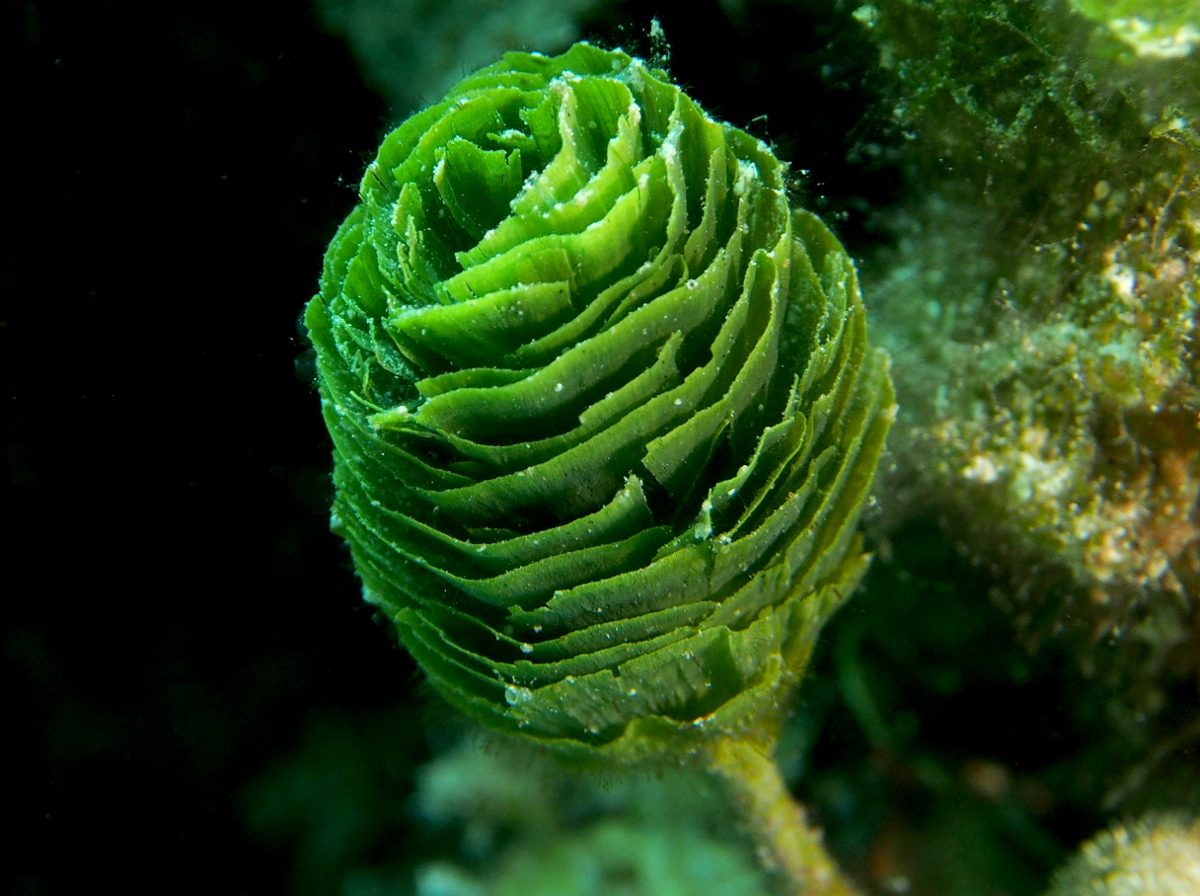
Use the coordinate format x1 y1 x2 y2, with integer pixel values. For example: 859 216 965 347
706 737 860 896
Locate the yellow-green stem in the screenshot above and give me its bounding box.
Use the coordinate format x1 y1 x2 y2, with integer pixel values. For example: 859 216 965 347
705 737 860 896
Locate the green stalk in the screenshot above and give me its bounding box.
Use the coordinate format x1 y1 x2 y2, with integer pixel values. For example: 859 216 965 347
706 737 860 896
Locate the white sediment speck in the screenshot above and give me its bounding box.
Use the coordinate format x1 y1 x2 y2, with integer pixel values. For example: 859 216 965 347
962 455 999 484
504 685 533 705
1105 263 1137 300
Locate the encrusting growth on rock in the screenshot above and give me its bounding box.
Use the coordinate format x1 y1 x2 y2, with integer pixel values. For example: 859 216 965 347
1045 812 1200 896
860 0 1200 767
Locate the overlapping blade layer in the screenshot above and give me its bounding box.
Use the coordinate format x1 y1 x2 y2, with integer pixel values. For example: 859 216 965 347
307 44 895 754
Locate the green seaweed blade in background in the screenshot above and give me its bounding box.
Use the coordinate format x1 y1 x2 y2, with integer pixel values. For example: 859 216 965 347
306 41 895 762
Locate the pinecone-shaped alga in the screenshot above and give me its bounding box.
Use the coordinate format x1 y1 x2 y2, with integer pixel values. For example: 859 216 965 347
306 42 894 763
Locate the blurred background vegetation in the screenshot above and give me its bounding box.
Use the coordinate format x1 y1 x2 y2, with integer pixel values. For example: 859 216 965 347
6 1 1196 894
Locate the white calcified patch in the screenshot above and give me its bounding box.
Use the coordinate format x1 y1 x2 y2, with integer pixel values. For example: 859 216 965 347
1104 262 1137 301
962 454 999 484
1109 17 1199 59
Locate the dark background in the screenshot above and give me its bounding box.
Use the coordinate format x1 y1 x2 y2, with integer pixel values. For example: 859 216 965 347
6 2 412 892
6 2 1085 894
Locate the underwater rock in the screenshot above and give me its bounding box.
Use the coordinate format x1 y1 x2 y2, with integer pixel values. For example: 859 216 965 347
412 739 770 896
1045 812 1200 896
859 0 1199 754
313 0 606 113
